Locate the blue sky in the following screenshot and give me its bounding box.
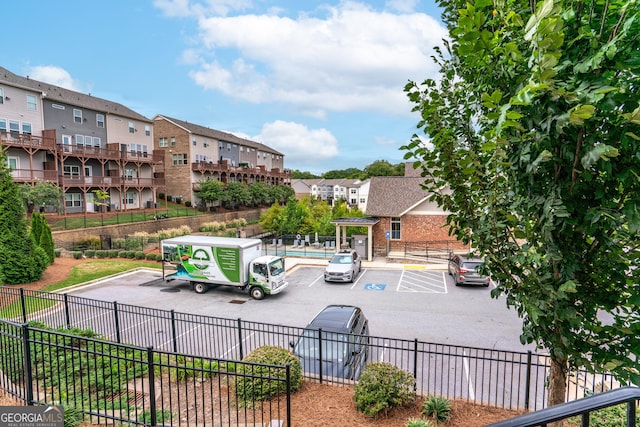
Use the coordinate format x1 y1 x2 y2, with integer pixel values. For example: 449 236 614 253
5 0 445 174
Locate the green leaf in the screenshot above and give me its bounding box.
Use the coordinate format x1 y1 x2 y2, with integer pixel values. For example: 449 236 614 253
558 280 578 293
623 106 640 125
569 105 595 125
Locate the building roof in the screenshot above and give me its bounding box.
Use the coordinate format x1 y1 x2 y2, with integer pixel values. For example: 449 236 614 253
297 178 367 188
365 176 429 217
154 115 284 156
0 66 151 122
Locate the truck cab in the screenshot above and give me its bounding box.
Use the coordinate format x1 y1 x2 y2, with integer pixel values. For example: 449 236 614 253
248 256 287 299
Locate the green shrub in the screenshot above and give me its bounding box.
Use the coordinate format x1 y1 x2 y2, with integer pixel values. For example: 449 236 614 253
185 201 192 207
108 250 120 258
54 248 62 257
75 237 101 250
71 251 83 259
95 250 107 259
353 362 416 418
84 249 95 258
567 403 640 426
134 251 145 260
145 253 157 261
405 418 433 427
63 405 84 427
158 193 165 200
422 395 452 423
234 346 303 405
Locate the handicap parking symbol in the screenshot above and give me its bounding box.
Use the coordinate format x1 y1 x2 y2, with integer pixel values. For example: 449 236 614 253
365 283 386 291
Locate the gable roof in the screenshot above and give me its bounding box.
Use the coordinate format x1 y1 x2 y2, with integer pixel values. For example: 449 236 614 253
0 66 151 122
154 115 284 156
365 177 430 217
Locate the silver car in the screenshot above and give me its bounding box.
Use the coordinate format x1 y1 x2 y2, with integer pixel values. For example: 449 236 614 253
448 254 491 287
324 249 361 283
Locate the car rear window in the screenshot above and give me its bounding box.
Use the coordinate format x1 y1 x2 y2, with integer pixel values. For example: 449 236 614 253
462 262 483 270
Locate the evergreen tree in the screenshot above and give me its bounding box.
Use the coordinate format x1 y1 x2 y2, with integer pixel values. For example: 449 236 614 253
30 212 44 245
0 150 48 284
39 220 55 265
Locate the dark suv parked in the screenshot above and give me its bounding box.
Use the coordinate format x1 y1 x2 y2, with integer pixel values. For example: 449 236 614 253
448 254 491 287
290 305 369 380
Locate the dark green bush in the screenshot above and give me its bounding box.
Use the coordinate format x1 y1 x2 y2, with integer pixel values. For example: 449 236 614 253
145 253 157 261
71 251 83 259
108 250 120 258
185 201 192 207
75 237 101 250
234 346 303 405
84 250 95 258
54 248 62 257
422 395 452 423
353 362 416 418
95 250 107 259
134 251 145 260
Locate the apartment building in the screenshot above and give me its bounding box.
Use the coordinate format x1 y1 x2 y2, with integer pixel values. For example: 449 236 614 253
0 67 163 214
291 178 369 211
153 115 290 206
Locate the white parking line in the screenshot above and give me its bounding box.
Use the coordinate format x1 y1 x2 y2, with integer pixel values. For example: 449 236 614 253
220 331 257 359
308 273 325 287
463 350 476 400
350 269 366 290
158 324 203 350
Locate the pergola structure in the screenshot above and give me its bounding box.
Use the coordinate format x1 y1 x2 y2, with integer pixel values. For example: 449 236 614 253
330 217 380 261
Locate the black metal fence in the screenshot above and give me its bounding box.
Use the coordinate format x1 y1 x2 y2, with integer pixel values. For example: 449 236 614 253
0 287 625 413
0 319 290 426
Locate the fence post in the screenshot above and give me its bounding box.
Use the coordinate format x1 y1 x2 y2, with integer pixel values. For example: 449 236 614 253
525 350 532 411
318 328 324 384
114 302 121 343
237 318 244 360
21 324 34 405
413 339 419 382
170 310 178 353
146 347 157 426
20 288 27 324
64 294 71 328
286 363 291 427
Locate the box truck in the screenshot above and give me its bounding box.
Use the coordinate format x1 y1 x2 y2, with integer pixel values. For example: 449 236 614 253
161 235 288 300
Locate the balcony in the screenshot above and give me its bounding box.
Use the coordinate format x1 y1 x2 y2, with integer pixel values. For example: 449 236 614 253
58 144 121 160
1 132 56 150
10 168 58 183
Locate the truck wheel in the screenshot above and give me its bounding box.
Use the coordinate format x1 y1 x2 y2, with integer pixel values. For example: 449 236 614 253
250 286 265 300
193 283 208 294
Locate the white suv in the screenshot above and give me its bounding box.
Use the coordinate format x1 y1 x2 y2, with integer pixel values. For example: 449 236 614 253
324 249 361 283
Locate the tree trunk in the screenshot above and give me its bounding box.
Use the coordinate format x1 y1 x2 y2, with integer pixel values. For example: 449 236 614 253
547 356 568 427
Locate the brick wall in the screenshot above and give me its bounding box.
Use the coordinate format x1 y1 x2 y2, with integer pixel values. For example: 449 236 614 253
371 214 466 256
154 120 193 203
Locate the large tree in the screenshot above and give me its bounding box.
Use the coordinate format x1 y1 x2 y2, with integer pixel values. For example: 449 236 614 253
404 0 640 407
0 150 48 284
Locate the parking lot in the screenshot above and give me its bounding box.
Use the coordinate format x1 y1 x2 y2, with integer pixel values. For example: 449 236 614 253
65 260 530 352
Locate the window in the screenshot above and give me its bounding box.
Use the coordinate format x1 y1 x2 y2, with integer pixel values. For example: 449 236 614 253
9 120 19 134
65 193 82 208
391 217 401 240
159 137 168 147
63 165 81 176
73 109 82 123
192 138 197 146
145 125 151 136
129 121 135 133
123 192 135 205
7 157 18 170
22 122 32 135
172 153 188 165
26 94 37 111
96 114 105 128
62 135 72 145
350 189 357 194
170 137 176 147
0 119 6 131
52 103 65 110
75 135 84 147
124 169 136 179
93 137 101 146
0 88 3 104
360 198 365 204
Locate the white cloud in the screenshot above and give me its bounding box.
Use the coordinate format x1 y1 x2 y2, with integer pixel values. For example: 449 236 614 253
26 66 86 92
181 1 445 117
255 120 339 168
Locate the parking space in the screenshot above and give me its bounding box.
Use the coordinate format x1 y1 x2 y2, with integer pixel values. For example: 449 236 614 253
63 264 527 352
